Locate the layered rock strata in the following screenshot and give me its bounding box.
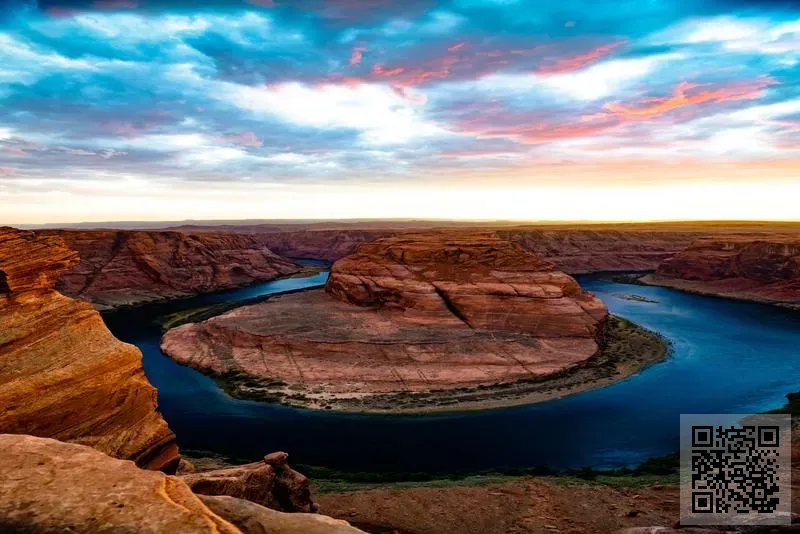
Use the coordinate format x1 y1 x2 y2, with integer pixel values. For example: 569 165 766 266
42 229 303 309
642 235 800 306
162 232 608 410
0 227 179 471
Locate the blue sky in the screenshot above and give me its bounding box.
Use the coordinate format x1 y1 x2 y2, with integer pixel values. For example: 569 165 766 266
1 0 799 223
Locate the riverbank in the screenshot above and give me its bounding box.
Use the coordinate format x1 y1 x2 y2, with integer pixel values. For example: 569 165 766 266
639 273 800 311
190 314 669 414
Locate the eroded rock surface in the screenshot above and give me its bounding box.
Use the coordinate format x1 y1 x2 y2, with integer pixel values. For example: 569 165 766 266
162 232 608 410
42 229 303 309
643 235 800 306
0 434 362 534
0 227 179 471
181 451 316 513
500 229 705 274
200 496 365 534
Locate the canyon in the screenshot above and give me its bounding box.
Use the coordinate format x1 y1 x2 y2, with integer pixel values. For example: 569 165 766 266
642 234 800 307
158 231 655 412
0 226 364 532
0 227 179 472
4 221 800 533
42 229 304 309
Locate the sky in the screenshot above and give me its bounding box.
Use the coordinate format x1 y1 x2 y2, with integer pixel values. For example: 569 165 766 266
1 0 799 224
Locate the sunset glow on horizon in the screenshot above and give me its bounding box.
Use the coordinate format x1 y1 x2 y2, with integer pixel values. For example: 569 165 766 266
1 0 799 224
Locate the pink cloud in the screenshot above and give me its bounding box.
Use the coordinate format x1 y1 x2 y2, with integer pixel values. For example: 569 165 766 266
350 46 367 66
536 41 625 74
448 42 467 52
0 167 16 176
4 146 27 157
603 78 776 120
225 132 263 147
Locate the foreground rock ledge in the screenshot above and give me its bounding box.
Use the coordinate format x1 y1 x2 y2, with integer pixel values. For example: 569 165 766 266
0 434 363 534
162 232 609 411
0 227 179 471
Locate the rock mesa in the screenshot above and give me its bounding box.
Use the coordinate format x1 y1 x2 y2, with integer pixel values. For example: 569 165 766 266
162 232 608 410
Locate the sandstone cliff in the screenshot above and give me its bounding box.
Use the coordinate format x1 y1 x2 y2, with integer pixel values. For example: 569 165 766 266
42 229 303 309
642 235 800 306
255 230 393 262
245 227 702 273
0 227 179 471
161 232 609 412
499 229 704 274
168 221 800 274
0 434 363 534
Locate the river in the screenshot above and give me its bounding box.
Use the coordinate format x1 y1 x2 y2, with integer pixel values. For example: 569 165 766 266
102 270 800 474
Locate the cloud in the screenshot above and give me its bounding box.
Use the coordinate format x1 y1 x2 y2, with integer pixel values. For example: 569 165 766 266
1 0 800 223
213 80 446 144
603 77 776 119
223 131 263 147
535 41 626 74
349 45 366 65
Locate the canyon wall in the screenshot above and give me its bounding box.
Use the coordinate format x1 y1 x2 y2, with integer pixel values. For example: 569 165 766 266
0 227 179 471
42 229 303 309
498 229 705 273
254 229 394 262
244 227 703 273
643 235 800 306
165 221 800 274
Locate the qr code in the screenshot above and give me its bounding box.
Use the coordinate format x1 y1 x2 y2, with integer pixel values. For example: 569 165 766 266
680 414 791 526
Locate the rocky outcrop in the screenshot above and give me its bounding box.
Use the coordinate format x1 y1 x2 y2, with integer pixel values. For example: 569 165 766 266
0 227 179 472
181 452 316 514
325 232 607 336
0 434 363 534
161 232 608 411
642 235 800 306
41 229 303 309
200 496 363 534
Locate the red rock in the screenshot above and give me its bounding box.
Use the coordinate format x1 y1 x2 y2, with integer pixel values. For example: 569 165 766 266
643 235 800 306
41 229 303 309
167 221 800 273
181 452 316 513
0 434 362 534
325 232 608 336
212 226 704 272
161 232 607 409
0 227 179 472
499 228 705 274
